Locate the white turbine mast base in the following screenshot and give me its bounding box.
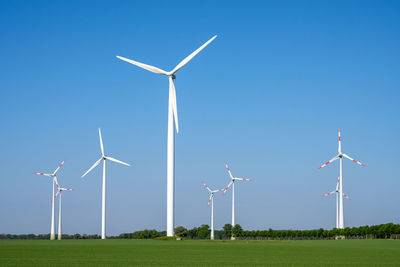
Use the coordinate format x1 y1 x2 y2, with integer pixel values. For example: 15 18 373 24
81 128 130 239
51 178 55 240
58 189 61 240
322 175 350 229
34 159 66 240
318 129 365 229
54 182 74 241
202 182 223 240
117 35 217 237
222 161 252 240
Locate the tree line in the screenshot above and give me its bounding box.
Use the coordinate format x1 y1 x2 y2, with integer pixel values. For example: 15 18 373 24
2 223 400 240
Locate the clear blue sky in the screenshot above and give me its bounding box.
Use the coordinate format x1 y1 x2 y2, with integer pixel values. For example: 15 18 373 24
0 0 399 235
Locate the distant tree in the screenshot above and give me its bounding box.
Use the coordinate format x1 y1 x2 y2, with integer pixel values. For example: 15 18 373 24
188 227 199 239
27 234 36 240
267 228 273 239
119 233 129 239
232 224 243 238
395 224 400 234
317 228 324 238
214 230 224 240
223 224 232 239
130 229 163 239
4 223 400 241
197 224 210 239
174 226 188 238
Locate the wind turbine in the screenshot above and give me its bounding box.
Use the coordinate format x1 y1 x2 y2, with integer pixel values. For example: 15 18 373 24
116 35 217 236
318 128 365 229
81 128 130 239
322 175 351 229
202 182 224 240
54 181 74 240
223 161 252 240
34 159 66 240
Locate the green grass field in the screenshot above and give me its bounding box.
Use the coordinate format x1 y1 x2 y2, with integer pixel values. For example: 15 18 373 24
0 239 399 266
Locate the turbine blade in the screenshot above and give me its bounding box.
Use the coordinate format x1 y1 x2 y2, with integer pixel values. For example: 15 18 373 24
99 128 104 156
208 193 213 206
336 175 340 191
53 159 66 175
33 172 52 177
202 182 212 193
224 161 234 179
318 155 339 170
54 176 60 190
342 154 365 167
61 188 74 192
338 128 342 154
171 35 217 74
223 180 233 194
116 56 168 75
54 190 60 199
213 188 224 193
81 158 103 178
322 191 336 197
234 177 252 181
343 193 351 200
105 156 130 166
169 77 179 133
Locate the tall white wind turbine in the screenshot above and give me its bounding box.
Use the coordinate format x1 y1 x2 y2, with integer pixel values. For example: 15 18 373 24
202 182 224 240
81 128 130 239
322 175 351 229
54 181 74 240
223 161 252 239
318 128 365 229
34 159 66 240
116 35 217 236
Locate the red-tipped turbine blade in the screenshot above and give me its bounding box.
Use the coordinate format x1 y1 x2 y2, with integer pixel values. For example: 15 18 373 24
318 155 339 170
342 154 365 167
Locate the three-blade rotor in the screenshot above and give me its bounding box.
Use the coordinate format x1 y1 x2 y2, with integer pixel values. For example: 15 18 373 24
223 161 252 194
55 187 74 199
34 159 66 178
34 159 66 190
318 129 365 170
81 128 130 178
116 35 217 134
322 175 351 199
202 182 224 206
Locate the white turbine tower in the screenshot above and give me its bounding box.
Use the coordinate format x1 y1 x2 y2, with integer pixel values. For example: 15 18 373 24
81 128 130 239
54 181 74 240
34 159 66 240
318 128 365 229
202 182 224 240
223 161 252 239
322 175 351 229
116 35 217 236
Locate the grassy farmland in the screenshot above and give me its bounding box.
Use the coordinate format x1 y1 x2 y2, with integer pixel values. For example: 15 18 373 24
0 239 399 266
